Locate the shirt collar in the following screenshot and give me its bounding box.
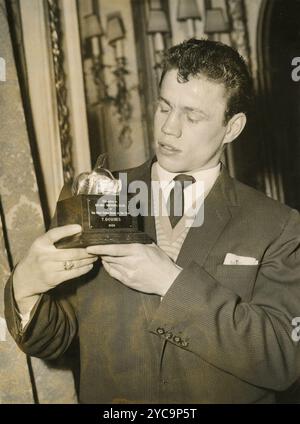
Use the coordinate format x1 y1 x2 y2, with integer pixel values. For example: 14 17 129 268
155 161 221 190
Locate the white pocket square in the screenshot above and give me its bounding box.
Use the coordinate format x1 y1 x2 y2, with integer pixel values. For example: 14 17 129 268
223 253 258 266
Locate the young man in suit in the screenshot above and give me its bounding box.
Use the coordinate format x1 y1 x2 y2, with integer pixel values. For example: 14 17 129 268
5 39 300 403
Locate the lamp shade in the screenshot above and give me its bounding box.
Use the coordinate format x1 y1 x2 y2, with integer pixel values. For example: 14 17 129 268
204 8 230 34
106 13 125 44
84 14 103 38
177 0 201 21
147 9 170 33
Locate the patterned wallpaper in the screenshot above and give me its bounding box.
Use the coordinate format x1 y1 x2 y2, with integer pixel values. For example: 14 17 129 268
0 0 77 403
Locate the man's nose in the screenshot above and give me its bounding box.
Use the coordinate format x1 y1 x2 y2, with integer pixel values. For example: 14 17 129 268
162 111 182 138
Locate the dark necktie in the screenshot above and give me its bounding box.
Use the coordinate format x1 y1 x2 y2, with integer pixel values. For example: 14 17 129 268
167 174 196 228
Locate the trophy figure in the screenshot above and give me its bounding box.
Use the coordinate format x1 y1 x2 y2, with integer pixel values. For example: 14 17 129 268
55 154 152 248
72 154 121 196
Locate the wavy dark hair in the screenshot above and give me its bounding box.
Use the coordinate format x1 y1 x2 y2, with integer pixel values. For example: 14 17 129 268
160 38 253 124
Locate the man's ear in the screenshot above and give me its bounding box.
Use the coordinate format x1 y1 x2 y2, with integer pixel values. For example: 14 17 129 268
223 113 247 145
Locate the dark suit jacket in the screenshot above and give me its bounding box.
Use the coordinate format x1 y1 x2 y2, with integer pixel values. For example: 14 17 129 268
5 160 300 403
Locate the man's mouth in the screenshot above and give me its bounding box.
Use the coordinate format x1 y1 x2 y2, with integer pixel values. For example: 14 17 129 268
158 142 181 154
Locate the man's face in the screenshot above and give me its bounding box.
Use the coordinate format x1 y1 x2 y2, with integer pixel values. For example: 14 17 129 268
154 69 229 172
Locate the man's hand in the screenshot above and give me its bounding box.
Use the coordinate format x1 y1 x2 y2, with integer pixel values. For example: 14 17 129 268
86 243 182 296
13 225 98 314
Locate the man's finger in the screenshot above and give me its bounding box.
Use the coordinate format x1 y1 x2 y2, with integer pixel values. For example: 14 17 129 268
50 248 96 261
86 243 139 256
44 225 82 244
53 257 98 272
100 255 128 265
56 263 94 282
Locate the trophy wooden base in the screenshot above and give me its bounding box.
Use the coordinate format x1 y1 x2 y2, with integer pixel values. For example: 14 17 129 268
54 194 152 249
55 230 152 249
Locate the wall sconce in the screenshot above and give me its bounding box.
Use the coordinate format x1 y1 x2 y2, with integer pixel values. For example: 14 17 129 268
84 12 134 149
85 13 103 56
107 12 125 60
84 14 109 98
147 2 170 82
106 12 133 148
177 0 202 38
204 8 230 39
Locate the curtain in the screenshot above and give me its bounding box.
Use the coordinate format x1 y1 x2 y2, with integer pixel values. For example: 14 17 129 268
0 0 77 403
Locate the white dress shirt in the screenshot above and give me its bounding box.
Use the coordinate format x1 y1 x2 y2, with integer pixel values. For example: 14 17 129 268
155 161 221 212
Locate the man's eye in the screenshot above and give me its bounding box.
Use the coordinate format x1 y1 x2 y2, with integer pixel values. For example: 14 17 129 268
159 104 170 113
186 115 200 123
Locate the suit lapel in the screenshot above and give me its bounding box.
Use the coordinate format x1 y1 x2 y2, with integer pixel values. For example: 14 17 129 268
176 166 238 268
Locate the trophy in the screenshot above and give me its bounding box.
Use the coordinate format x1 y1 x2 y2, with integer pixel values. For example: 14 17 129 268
55 154 152 248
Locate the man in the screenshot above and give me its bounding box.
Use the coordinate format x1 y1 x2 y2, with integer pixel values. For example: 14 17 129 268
5 39 300 403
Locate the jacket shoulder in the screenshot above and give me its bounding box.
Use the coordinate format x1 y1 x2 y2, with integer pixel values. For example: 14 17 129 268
232 177 299 230
114 160 151 182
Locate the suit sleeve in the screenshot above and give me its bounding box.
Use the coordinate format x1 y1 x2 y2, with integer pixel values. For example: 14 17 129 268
4 182 78 360
148 208 300 391
4 273 78 360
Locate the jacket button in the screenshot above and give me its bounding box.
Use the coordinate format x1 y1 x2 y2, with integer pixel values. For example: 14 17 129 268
165 331 173 339
181 340 189 348
173 336 181 343
156 327 165 335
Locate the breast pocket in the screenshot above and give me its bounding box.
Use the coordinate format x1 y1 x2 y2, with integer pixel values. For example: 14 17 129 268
214 264 259 301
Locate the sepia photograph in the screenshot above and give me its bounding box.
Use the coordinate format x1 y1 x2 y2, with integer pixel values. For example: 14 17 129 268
0 0 300 409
